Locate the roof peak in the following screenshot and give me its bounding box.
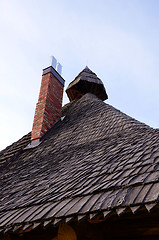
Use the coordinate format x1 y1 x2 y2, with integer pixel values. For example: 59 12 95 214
66 67 108 102
84 65 92 71
79 66 97 75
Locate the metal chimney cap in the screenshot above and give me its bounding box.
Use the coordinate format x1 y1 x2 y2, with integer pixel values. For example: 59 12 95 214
50 56 57 69
56 62 62 75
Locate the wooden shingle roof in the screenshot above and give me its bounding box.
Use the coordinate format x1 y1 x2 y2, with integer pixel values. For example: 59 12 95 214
66 67 108 101
0 90 159 233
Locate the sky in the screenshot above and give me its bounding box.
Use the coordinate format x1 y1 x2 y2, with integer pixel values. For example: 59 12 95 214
0 0 159 150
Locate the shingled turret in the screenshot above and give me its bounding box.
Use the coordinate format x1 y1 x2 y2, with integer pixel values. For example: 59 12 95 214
66 66 108 101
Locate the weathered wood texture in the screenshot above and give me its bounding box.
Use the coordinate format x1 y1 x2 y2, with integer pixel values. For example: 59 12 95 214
66 67 108 101
3 209 159 240
1 88 159 232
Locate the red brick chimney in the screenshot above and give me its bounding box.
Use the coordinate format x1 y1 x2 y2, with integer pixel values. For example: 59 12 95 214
31 57 65 142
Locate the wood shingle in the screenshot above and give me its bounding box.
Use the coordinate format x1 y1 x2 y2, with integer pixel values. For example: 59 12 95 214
0 67 159 239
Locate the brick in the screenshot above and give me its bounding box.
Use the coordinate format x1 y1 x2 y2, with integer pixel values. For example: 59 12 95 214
31 69 64 141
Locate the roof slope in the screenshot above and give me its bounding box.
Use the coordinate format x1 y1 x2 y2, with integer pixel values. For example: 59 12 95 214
0 132 31 166
0 93 159 232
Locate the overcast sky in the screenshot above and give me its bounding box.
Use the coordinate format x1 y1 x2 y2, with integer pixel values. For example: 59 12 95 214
0 0 159 150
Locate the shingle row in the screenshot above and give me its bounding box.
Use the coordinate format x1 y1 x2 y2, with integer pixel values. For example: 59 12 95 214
0 93 159 233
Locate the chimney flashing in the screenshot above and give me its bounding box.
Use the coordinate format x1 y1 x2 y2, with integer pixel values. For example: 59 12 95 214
43 66 65 86
23 139 41 150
